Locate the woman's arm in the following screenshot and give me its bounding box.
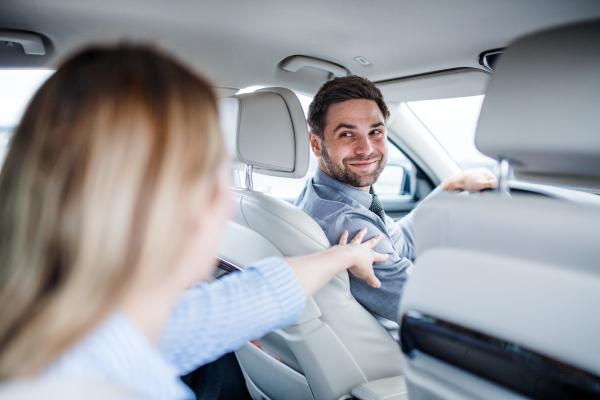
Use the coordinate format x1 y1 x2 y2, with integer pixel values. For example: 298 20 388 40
159 257 306 375
159 230 387 375
286 228 387 297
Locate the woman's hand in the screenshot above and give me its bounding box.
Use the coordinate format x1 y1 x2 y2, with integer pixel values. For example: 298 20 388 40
286 228 389 297
336 228 388 288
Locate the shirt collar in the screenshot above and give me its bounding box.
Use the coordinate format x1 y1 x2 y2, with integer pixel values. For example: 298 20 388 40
313 167 373 209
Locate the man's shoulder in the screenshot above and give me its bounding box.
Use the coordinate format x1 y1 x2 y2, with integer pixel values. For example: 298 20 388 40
297 193 349 226
300 193 379 241
296 180 362 221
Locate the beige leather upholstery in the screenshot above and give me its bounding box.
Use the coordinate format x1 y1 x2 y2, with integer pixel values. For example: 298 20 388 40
351 376 408 400
401 20 600 400
476 21 600 188
408 196 600 372
217 88 405 400
219 87 310 178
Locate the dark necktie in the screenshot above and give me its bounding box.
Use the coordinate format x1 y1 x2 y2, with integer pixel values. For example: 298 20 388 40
369 187 386 222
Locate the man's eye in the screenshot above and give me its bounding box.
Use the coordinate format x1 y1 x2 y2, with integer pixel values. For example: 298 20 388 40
370 130 383 135
340 132 352 137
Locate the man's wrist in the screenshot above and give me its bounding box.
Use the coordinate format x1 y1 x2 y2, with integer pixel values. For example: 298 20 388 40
441 172 465 192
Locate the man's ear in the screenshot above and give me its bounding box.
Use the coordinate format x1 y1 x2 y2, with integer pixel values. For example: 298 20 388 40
309 132 322 157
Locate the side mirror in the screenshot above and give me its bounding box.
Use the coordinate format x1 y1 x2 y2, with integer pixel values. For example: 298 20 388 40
373 164 410 195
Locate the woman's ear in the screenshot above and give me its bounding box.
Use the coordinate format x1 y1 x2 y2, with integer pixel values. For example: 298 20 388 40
179 154 233 285
206 154 233 219
309 132 322 157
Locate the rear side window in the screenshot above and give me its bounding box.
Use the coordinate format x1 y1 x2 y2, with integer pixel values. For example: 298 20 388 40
0 69 54 166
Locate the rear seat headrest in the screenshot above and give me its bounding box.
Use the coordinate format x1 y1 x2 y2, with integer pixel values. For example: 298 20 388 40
475 20 600 188
218 87 310 179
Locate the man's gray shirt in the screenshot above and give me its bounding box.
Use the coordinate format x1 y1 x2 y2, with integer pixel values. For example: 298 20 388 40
295 167 445 323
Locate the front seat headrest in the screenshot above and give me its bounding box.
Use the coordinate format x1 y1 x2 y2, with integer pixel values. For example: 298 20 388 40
218 87 310 179
475 20 600 188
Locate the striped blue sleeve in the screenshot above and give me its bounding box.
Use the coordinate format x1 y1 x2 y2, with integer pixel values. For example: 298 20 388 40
44 313 195 400
159 257 306 375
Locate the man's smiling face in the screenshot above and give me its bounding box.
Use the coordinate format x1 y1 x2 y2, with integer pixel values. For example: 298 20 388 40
312 99 388 191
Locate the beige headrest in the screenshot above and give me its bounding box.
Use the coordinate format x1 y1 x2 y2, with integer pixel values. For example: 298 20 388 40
218 87 310 178
475 20 600 188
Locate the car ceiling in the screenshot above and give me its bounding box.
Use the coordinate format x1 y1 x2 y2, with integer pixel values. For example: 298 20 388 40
1 0 600 100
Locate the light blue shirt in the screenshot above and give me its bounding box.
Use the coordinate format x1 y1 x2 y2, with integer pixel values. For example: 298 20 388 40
44 257 306 399
295 167 445 323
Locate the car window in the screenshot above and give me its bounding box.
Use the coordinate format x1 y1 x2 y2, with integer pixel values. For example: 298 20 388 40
406 95 498 173
407 95 598 195
0 69 54 167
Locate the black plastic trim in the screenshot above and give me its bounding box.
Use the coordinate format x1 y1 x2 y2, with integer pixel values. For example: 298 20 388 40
401 311 600 400
216 256 244 274
478 48 504 71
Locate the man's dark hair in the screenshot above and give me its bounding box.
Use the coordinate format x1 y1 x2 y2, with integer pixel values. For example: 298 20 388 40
307 75 390 139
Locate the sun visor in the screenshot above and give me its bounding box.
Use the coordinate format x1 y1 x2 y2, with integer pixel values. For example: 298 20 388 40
377 68 490 103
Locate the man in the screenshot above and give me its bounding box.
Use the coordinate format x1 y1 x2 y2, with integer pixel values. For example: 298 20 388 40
295 76 496 333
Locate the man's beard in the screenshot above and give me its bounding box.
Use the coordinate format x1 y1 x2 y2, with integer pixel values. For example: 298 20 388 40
321 145 387 188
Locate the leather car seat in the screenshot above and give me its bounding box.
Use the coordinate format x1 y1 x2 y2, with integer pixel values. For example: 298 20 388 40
217 87 405 400
399 21 600 400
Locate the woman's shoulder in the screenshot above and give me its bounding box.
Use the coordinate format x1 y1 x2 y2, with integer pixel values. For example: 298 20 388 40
0 377 140 400
44 313 192 400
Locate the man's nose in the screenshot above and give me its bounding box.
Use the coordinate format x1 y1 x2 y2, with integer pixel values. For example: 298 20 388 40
354 134 373 155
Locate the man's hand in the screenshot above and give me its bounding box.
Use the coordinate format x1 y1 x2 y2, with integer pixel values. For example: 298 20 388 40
441 168 497 192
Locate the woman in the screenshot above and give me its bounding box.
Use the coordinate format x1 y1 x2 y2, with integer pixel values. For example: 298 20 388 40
0 45 387 398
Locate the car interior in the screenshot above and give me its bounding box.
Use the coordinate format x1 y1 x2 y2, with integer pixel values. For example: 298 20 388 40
1 1 600 400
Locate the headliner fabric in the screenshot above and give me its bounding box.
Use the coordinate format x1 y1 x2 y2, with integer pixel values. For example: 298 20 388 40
475 20 600 188
4 0 600 96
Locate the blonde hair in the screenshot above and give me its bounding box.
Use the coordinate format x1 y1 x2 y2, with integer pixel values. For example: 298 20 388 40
0 45 223 378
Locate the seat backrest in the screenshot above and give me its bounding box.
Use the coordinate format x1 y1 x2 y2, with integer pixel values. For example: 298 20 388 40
399 20 600 400
218 87 404 400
